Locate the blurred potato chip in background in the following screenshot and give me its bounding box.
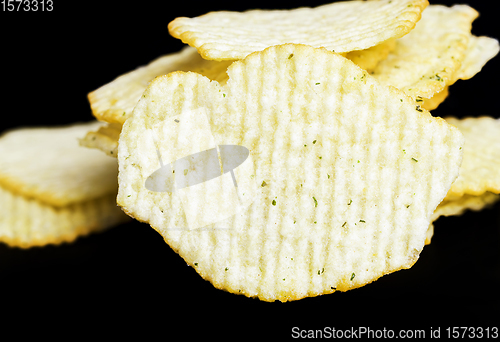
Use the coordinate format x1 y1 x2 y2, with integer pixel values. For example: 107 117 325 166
0 122 129 248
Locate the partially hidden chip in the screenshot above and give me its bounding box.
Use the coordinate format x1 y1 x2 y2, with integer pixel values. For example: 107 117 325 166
118 44 463 302
79 122 122 158
0 122 129 247
445 117 500 200
422 36 499 111
168 0 428 61
371 4 478 101
425 192 500 245
88 46 232 125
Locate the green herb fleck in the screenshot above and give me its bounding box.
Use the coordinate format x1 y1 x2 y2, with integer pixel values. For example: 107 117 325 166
415 96 423 102
225 267 229 271
406 205 410 208
327 174 330 179
350 272 356 281
288 53 294 59
313 140 317 144
261 181 267 187
127 195 131 197
272 199 277 206
223 93 226 97
342 222 347 228
122 112 126 116
315 82 320 85
319 156 322 159
400 99 403 102
412 158 418 162
348 199 352 205
184 169 188 176
359 220 365 223
194 263 198 266
415 105 423 112
313 197 318 207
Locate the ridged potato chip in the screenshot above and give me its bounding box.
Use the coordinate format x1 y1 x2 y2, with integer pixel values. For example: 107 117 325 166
118 44 463 301
0 186 127 248
0 122 129 247
450 35 500 84
422 36 499 111
168 0 428 61
371 4 478 101
445 117 500 200
88 46 232 125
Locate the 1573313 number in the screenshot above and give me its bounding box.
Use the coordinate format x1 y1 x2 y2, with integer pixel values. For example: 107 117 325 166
446 327 498 339
1 0 53 11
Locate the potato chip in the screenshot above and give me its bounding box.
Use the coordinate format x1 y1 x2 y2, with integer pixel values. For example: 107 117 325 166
425 192 500 245
432 192 499 223
0 122 129 248
88 46 232 125
451 35 500 84
0 185 127 248
0 122 119 207
168 0 428 61
118 44 463 301
346 39 396 73
422 36 498 111
425 223 434 245
422 86 449 111
79 122 122 157
445 117 500 200
371 4 478 101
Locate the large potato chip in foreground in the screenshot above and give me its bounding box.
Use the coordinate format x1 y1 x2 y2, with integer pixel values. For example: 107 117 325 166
88 46 232 125
371 4 478 101
445 117 500 200
0 122 129 247
168 0 428 61
118 44 463 301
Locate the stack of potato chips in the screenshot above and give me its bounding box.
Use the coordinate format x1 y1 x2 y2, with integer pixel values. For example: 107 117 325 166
2 0 498 302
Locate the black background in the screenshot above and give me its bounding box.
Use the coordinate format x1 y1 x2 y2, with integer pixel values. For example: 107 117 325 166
1 0 499 338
